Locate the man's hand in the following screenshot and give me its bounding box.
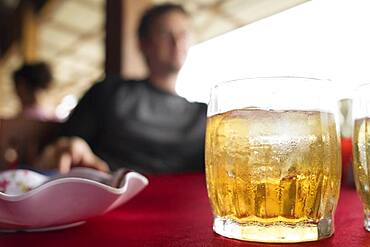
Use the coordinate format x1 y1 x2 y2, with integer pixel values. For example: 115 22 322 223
37 137 109 174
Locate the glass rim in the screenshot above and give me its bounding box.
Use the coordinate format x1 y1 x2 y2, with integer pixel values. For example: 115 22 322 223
207 75 338 117
352 83 370 120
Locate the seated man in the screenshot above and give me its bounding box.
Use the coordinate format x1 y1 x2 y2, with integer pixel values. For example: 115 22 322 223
37 3 207 174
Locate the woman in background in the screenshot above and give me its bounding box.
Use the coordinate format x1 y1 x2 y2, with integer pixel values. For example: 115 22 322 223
12 62 54 121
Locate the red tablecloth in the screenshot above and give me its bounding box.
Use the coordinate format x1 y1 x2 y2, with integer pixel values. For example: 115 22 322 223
0 173 368 247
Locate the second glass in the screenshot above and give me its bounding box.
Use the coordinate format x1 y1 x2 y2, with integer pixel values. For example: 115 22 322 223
352 83 370 231
205 77 341 243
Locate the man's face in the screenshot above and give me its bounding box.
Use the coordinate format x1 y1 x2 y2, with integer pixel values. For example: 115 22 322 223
141 11 192 73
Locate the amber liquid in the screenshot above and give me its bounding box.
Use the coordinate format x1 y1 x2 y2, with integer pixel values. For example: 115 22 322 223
205 108 341 242
353 117 370 230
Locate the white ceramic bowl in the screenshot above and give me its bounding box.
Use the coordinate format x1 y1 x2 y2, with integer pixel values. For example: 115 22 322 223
0 168 148 232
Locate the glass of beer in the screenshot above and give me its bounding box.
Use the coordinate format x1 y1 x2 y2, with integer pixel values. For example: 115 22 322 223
353 83 370 231
205 77 341 243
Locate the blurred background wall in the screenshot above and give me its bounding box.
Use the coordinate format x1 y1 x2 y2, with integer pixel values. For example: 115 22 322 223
0 0 308 118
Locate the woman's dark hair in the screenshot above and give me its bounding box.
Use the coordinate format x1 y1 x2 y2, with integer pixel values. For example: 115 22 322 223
13 62 52 91
138 3 189 41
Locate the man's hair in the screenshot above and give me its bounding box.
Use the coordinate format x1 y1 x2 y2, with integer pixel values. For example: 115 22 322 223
138 3 189 41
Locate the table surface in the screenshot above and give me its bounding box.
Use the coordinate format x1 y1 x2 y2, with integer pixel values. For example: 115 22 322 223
0 173 368 247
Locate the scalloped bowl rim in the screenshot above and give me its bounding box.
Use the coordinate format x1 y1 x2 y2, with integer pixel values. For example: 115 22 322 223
0 172 149 202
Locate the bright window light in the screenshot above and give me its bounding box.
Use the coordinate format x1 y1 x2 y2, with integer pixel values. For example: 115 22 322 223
176 0 370 103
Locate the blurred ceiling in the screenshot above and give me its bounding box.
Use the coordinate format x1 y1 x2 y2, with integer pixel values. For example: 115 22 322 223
0 0 309 84
38 0 105 91
156 0 310 42
0 0 310 60
0 0 105 88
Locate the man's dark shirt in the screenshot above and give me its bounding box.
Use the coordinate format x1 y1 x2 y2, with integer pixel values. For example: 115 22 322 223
62 77 207 173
